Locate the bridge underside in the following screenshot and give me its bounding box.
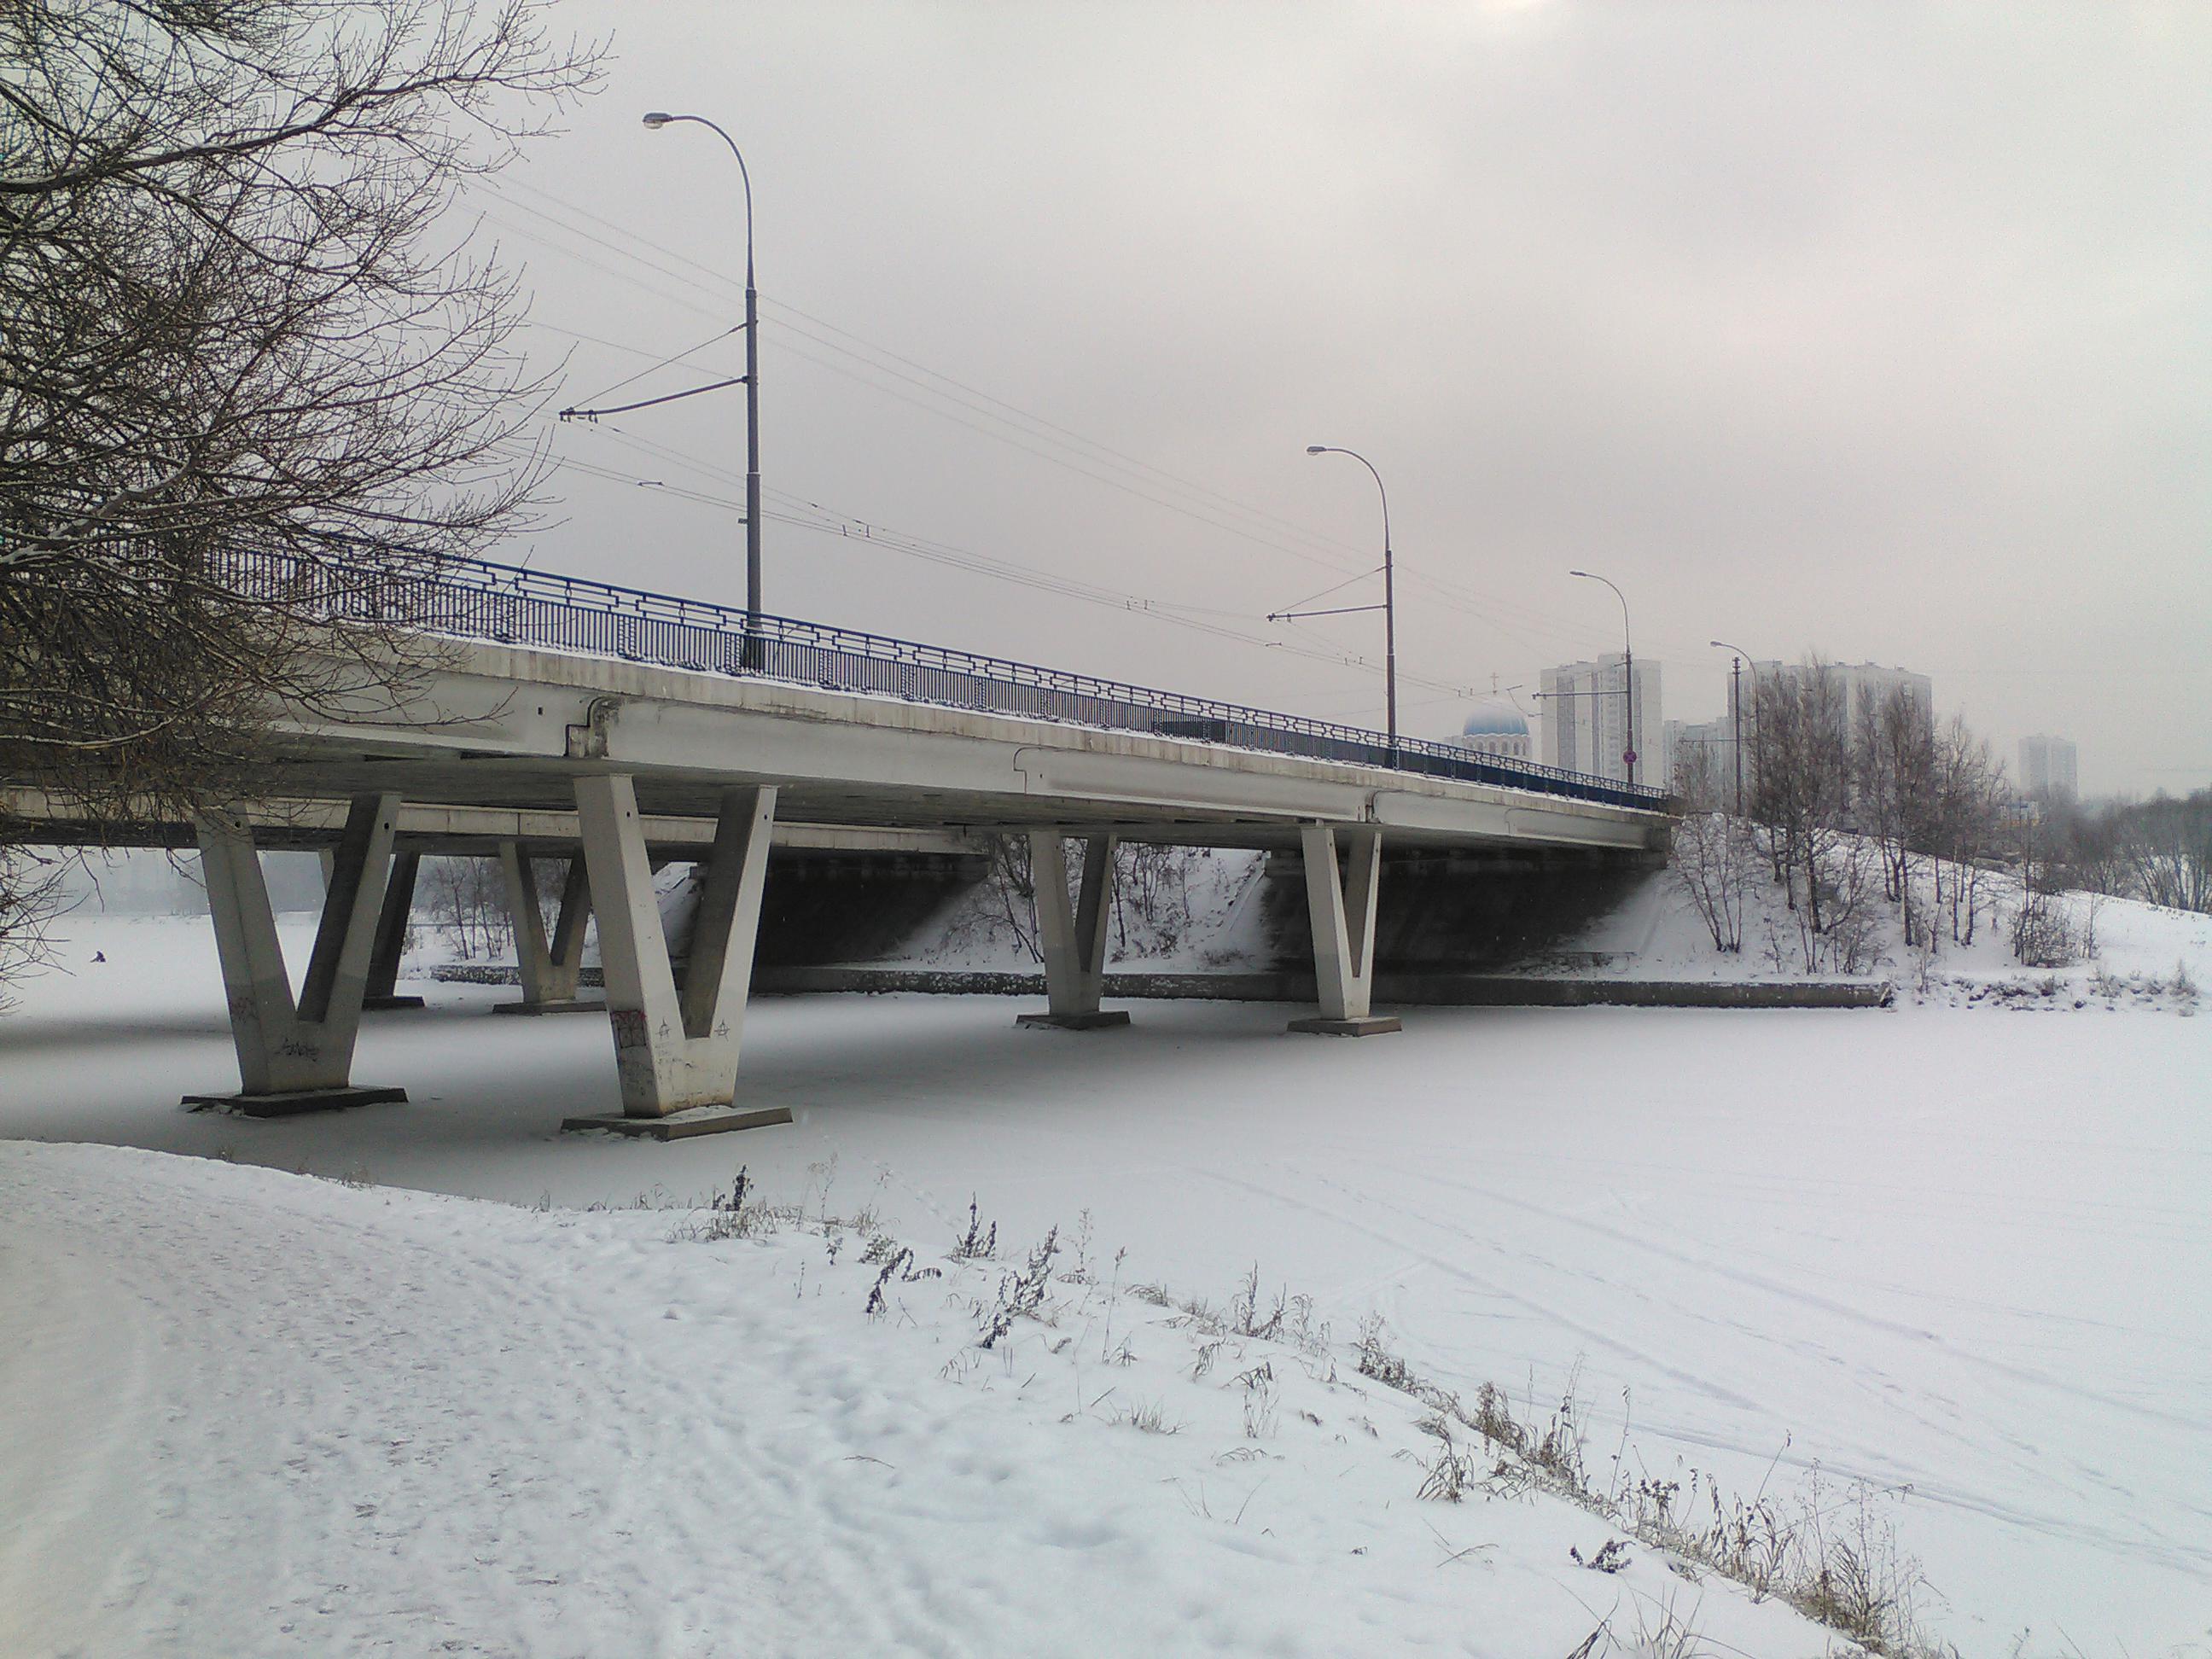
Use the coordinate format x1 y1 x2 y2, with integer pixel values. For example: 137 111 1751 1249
9 640 1667 1132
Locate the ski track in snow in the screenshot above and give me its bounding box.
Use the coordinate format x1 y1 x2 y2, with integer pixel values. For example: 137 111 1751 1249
1257 1157 2212 1578
1 1143 1842 1659
0 1150 1132 1657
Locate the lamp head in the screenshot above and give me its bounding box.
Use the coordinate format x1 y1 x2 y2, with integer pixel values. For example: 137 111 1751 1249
1305 445 1327 455
1569 568 1592 579
642 111 676 129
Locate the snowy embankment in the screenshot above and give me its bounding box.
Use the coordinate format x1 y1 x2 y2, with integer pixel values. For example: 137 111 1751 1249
1546 841 2209 1008
3 1141 1833 1658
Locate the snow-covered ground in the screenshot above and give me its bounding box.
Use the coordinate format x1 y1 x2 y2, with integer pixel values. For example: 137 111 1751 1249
1550 847 2208 1006
1 1140 1840 1658
4 899 2210 1656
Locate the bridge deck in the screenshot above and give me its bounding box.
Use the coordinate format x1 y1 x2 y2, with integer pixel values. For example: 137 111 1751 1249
244 636 1662 854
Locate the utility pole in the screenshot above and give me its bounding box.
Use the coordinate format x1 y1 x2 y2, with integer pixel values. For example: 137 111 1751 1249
1297 445 1397 754
643 111 761 659
1571 570 1635 789
1731 655 1742 812
1711 639 1756 816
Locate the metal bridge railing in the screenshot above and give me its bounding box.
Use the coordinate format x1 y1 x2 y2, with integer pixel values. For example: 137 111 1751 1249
219 547 1666 812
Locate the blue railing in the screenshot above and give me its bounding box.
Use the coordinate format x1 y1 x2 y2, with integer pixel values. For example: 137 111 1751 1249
237 547 1665 812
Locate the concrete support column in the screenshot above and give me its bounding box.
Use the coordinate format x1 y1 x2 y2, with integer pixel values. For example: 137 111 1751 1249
494 843 600 1015
187 795 410 1113
1018 830 1128 1030
563 775 789 1137
1289 823 1400 1036
362 850 423 1010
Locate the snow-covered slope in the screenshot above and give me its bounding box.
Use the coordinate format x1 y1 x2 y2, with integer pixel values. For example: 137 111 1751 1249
2 1141 1838 1658
1543 853 2209 1006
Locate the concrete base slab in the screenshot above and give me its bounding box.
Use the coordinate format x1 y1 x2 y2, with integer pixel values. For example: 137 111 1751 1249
561 1104 794 1140
183 1085 410 1117
362 995 427 1011
1016 1010 1132 1031
492 998 608 1017
1286 1015 1403 1037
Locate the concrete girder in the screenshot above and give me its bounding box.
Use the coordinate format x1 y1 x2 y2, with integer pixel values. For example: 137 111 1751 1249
573 774 776 1118
1018 831 1127 1030
235 640 1661 855
190 794 408 1109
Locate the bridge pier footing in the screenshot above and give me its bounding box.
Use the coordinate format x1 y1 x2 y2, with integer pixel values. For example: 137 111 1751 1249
1290 822 1398 1036
568 774 779 1126
1018 830 1128 1031
495 842 602 1015
189 793 410 1110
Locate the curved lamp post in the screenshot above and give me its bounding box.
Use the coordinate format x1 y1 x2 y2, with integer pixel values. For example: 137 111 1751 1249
1710 637 1757 814
1303 445 1396 750
1569 569 1635 789
643 112 762 638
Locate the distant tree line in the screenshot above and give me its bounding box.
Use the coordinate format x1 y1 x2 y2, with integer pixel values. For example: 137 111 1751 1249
1671 657 2011 969
2020 791 2212 916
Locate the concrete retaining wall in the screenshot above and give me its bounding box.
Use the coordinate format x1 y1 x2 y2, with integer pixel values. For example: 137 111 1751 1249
430 962 1890 1009
748 966 1895 1010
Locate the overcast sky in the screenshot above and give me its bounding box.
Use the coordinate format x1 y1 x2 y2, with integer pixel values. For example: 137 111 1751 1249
474 2 2209 796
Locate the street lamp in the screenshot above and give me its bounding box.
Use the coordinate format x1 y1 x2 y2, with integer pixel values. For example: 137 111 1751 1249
1710 638 1757 815
1569 570 1636 789
1301 445 1397 751
643 111 762 643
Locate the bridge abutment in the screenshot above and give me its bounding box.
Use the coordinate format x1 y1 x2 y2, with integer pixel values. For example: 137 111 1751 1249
562 775 789 1135
186 794 410 1114
1288 823 1400 1037
1017 831 1129 1032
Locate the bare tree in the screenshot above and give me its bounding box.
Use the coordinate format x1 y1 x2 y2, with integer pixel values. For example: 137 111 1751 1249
1 2 601 958
1854 682 1936 945
1924 717 2005 946
1668 741 1752 953
1111 841 1196 957
1747 657 1849 934
2120 792 2212 914
1673 809 1753 954
421 854 508 961
984 835 1043 964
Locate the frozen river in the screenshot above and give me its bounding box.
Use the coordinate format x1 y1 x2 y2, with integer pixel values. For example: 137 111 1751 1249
4 914 2209 1654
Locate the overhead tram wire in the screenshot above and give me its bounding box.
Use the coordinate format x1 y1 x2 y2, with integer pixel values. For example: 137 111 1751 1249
490 180 1661 660
526 410 1494 698
552 420 1434 658
489 178 1639 655
486 176 1375 568
482 179 1643 662
562 321 746 410
506 438 1479 699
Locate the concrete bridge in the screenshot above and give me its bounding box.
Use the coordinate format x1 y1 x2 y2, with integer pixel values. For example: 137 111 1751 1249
10 551 1668 1135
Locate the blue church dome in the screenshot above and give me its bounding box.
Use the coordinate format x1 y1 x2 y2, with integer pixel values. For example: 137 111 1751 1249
1460 704 1528 739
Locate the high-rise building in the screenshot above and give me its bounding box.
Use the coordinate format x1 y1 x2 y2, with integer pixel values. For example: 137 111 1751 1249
1746 661 1932 752
2019 734 2078 800
1664 717 1732 799
1540 654 1662 787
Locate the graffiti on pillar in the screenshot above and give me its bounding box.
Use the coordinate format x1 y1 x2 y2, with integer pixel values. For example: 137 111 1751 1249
609 1008 650 1051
